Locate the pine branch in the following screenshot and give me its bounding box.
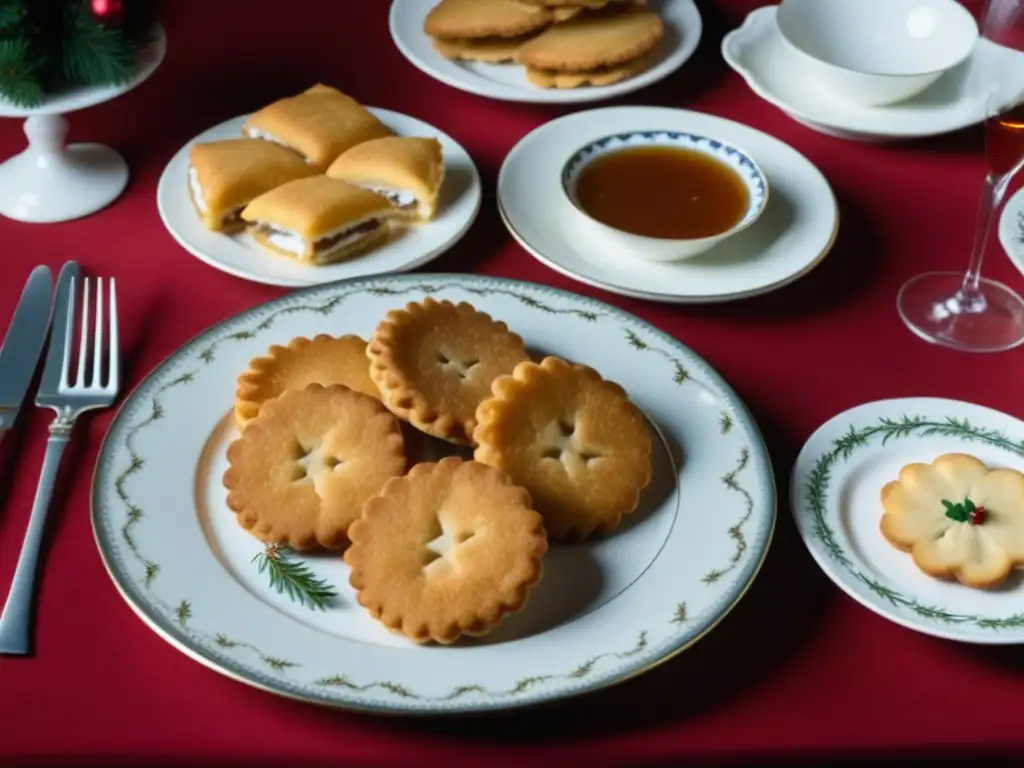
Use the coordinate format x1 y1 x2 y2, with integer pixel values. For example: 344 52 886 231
0 37 44 107
58 2 136 88
252 544 338 611
0 2 27 33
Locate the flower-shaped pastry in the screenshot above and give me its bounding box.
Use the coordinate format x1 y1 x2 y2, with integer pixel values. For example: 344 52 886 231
880 453 1024 588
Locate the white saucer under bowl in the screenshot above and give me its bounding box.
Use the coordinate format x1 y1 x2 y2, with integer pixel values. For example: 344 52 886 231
792 397 1024 644
156 109 481 288
388 0 702 104
723 6 1024 142
497 106 838 304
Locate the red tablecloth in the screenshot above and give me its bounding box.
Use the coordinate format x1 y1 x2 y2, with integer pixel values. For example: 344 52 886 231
2 1 1022 764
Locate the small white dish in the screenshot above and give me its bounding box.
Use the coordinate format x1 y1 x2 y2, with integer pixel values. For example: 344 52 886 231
156 109 481 288
723 6 1024 142
999 186 1024 281
560 131 769 263
388 0 702 104
91 274 775 713
498 106 837 304
776 0 978 107
792 397 1024 644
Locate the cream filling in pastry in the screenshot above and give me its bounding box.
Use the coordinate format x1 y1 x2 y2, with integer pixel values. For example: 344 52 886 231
188 166 208 213
359 184 418 210
257 218 384 261
244 127 314 164
188 166 245 226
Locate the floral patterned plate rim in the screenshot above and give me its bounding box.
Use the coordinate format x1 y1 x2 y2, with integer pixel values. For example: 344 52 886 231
790 397 1024 644
998 186 1024 284
91 274 775 713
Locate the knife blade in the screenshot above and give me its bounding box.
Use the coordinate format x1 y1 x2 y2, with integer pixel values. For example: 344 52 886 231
0 266 53 446
36 262 80 402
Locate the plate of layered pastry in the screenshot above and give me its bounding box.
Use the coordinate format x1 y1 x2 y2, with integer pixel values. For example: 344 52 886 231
389 0 702 103
157 84 481 287
91 274 775 713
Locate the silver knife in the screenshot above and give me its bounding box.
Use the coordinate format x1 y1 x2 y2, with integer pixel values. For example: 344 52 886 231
0 266 53 449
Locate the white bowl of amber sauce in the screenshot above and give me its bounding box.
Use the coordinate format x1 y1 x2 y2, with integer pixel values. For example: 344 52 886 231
561 130 769 263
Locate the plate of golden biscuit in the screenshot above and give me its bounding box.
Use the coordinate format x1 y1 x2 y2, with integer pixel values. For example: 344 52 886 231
157 84 481 287
91 273 775 714
390 0 702 103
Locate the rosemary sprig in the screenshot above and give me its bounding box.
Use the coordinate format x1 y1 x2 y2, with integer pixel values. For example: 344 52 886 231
252 544 338 611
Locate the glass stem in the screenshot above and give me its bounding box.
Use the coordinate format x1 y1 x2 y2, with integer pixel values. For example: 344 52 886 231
961 170 1011 296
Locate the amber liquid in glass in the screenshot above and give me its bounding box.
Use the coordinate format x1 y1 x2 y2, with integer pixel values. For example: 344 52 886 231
985 103 1024 177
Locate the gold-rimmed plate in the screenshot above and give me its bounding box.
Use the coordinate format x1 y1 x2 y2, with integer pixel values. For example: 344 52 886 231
91 274 775 713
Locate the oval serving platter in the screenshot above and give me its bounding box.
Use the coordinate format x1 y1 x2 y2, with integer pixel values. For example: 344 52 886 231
92 274 775 713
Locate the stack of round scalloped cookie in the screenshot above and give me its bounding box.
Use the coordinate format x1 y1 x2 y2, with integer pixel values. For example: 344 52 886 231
222 297 653 645
424 0 665 89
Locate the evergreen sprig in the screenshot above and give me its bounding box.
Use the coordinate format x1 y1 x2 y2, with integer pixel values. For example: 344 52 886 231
0 37 44 107
252 544 338 611
0 2 27 31
59 2 136 88
0 0 44 107
0 0 148 107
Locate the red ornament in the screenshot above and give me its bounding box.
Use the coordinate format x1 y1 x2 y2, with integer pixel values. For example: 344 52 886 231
970 506 986 525
90 0 125 27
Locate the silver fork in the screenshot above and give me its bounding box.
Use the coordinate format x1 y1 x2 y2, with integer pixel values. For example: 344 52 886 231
0 262 119 655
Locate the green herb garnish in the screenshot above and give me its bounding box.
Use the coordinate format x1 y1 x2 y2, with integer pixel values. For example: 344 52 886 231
942 497 977 524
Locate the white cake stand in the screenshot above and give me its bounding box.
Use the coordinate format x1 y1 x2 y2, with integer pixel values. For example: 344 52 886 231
0 25 166 223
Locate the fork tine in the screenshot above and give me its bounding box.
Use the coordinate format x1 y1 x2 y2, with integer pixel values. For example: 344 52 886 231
59 276 77 390
91 278 104 389
107 278 119 393
75 278 91 388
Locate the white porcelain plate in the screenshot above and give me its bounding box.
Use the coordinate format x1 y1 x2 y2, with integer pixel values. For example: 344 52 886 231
156 111 481 288
723 7 1024 142
999 186 1024 283
498 106 838 303
388 0 702 104
92 274 775 713
791 398 1024 644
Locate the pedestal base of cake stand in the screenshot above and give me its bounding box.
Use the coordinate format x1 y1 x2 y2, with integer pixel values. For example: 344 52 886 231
0 113 129 223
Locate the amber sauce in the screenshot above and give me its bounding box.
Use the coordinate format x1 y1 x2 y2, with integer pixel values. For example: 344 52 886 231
574 146 750 239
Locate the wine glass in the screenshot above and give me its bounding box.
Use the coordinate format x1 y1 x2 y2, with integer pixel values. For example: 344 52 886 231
898 0 1024 353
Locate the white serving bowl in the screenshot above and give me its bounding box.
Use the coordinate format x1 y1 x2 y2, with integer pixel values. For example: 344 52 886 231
560 130 769 263
776 0 979 107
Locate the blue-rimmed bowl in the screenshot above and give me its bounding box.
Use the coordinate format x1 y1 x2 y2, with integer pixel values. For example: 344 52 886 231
561 130 769 263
